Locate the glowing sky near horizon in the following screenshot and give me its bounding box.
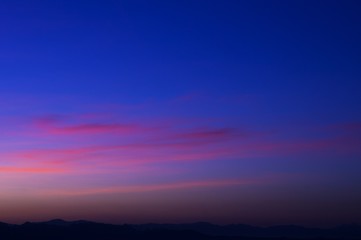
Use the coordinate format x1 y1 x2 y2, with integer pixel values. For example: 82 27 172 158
0 0 361 226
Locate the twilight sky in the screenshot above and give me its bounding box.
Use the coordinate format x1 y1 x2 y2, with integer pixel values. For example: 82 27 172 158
0 0 360 227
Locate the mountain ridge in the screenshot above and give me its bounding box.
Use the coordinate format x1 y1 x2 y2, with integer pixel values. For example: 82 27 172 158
0 219 360 239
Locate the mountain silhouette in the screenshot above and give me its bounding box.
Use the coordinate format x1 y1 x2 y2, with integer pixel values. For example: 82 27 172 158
0 219 360 240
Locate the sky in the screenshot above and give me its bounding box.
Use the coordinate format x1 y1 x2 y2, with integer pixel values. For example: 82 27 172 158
0 0 360 227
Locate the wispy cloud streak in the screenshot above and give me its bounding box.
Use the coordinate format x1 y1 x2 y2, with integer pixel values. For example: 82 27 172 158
43 178 260 196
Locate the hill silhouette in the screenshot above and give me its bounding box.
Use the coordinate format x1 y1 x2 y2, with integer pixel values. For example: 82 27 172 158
0 219 360 240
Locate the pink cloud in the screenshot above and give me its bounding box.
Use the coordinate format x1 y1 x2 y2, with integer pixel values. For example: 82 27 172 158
49 123 139 135
8 132 360 176
10 128 361 171
31 114 144 136
166 127 240 142
11 142 241 168
7 114 361 177
0 166 66 174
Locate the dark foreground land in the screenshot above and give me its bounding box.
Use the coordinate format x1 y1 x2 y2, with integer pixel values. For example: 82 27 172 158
1 219 361 240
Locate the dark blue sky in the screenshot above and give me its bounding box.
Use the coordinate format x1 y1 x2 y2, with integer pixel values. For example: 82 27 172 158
0 0 360 226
